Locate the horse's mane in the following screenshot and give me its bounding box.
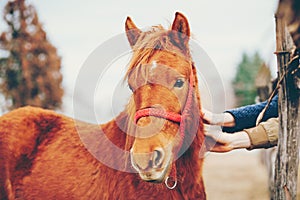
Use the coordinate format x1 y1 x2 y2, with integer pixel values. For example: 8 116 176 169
125 25 192 79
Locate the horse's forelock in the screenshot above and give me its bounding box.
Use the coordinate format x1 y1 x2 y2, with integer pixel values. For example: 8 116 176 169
125 25 191 80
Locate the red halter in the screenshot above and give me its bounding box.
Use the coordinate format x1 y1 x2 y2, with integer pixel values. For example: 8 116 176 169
134 69 194 189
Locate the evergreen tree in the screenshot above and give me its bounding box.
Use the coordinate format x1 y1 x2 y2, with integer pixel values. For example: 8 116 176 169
232 52 264 106
0 0 63 111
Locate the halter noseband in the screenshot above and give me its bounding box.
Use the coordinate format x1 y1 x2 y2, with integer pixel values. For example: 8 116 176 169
134 69 194 189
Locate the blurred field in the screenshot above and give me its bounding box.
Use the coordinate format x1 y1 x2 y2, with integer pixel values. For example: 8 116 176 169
203 150 270 200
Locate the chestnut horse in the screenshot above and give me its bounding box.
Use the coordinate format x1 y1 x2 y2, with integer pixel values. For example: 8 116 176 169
0 12 206 199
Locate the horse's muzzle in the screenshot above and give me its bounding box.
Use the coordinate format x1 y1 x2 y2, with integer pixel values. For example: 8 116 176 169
130 147 172 182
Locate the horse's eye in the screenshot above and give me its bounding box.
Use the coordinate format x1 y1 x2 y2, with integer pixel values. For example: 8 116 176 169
174 79 184 88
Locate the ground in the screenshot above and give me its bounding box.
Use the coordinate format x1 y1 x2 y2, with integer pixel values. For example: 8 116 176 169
203 150 271 200
203 150 300 200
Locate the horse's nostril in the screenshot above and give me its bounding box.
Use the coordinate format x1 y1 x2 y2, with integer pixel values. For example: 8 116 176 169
152 148 164 168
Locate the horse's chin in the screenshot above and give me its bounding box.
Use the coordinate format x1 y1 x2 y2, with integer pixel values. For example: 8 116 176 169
138 164 170 183
138 158 173 183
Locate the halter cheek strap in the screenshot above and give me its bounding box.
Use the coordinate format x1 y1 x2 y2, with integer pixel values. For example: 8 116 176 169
134 70 194 189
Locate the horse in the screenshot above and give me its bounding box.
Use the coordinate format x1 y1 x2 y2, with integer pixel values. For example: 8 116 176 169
0 12 207 200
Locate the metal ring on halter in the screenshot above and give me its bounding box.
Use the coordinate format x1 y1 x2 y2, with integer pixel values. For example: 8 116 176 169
165 176 177 189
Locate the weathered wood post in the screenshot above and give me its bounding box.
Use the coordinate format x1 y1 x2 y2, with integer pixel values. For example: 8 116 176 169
272 13 300 200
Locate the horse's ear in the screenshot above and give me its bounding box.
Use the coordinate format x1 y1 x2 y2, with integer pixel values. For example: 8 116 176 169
170 12 190 51
125 17 142 48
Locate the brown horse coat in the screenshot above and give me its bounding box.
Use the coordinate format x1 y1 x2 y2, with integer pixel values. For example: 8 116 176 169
0 106 205 199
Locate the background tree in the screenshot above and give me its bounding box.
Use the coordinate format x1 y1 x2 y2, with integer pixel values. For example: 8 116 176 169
255 63 272 102
0 0 63 111
232 51 265 106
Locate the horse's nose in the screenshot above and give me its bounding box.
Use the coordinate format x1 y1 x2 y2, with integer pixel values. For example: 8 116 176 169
152 148 164 168
131 148 165 171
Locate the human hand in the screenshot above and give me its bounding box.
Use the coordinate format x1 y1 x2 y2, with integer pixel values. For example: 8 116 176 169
202 108 235 127
204 125 251 152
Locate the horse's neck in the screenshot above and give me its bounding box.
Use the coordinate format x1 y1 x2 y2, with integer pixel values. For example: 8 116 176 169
100 111 129 149
177 88 205 187
73 112 131 173
176 128 205 197
178 127 204 170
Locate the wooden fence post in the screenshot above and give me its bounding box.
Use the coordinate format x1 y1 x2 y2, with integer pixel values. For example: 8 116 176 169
272 14 300 200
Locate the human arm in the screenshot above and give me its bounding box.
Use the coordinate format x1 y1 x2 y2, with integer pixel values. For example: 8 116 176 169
222 95 278 132
204 125 250 152
244 117 278 150
202 95 278 132
205 118 278 152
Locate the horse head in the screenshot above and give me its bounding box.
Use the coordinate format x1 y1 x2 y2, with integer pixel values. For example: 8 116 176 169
125 12 203 187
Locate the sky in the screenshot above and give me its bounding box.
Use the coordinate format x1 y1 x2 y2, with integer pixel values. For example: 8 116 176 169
0 0 279 122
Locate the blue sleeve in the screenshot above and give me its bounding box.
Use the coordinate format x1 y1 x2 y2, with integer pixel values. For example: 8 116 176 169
222 95 278 133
